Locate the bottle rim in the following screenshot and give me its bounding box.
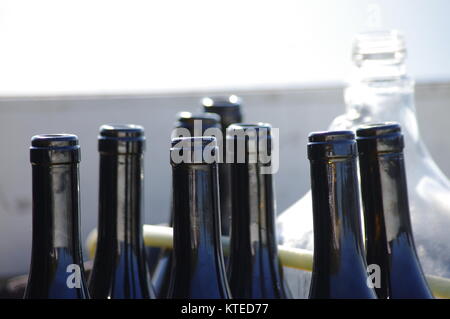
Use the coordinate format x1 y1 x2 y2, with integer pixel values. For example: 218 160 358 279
356 122 401 138
31 134 79 149
308 130 355 143
30 134 80 164
352 29 406 68
308 130 356 160
99 124 145 139
98 124 145 154
170 136 218 165
202 95 242 108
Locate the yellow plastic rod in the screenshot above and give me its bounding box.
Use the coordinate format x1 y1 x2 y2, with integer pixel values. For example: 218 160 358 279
85 225 450 299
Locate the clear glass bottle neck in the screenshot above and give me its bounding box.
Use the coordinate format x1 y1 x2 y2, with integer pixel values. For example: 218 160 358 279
343 30 419 140
351 30 407 83
343 64 420 145
351 60 407 82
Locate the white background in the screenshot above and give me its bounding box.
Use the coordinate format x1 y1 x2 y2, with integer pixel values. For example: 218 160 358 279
0 0 449 96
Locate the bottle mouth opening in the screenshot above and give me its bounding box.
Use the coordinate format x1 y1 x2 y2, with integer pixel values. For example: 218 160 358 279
356 122 401 138
30 134 80 164
31 134 79 148
228 122 271 131
352 29 406 66
99 124 144 139
308 130 356 160
98 124 145 154
308 130 355 143
356 122 404 153
202 95 242 108
175 112 221 126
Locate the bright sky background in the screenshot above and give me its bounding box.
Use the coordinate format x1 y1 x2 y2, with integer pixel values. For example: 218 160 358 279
0 0 449 96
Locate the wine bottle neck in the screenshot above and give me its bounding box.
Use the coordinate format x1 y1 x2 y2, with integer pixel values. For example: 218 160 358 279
359 149 414 245
31 163 83 264
228 162 288 298
98 153 144 249
310 157 366 272
172 164 223 261
230 163 278 259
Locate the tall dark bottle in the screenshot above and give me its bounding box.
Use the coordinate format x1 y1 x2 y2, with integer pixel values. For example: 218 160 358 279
89 124 154 299
356 123 433 299
152 112 222 298
167 136 231 298
227 123 290 298
202 95 243 237
25 134 90 299
308 131 376 299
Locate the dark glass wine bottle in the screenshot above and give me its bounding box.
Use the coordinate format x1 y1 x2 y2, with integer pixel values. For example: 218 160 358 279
25 134 90 299
173 111 222 138
202 95 243 238
356 122 433 299
167 136 231 299
227 123 290 298
89 124 155 299
308 131 376 299
152 112 222 298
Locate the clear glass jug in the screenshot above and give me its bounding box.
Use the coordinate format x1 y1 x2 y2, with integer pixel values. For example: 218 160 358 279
277 30 450 298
